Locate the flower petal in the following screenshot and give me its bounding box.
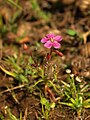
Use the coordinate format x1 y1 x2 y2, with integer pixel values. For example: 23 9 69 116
53 36 62 41
52 41 61 48
46 33 55 38
41 37 48 43
44 41 52 49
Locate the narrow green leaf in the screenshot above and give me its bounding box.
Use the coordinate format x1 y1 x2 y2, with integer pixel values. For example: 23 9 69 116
82 99 90 108
81 85 89 92
83 99 90 104
84 105 90 108
61 80 70 87
0 66 16 78
66 29 77 36
31 79 44 88
59 102 76 109
70 98 76 105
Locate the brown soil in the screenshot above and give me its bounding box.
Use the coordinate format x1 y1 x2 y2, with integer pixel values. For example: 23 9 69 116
0 0 90 120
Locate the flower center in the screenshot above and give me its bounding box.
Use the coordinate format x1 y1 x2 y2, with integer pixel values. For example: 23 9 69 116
50 38 54 42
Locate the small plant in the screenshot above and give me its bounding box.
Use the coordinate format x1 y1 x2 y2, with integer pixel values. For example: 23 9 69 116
59 73 90 119
29 33 63 102
0 33 63 119
38 95 55 120
0 56 28 83
23 33 63 100
40 33 63 101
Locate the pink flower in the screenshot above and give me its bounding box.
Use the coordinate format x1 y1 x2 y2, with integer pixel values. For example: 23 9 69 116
41 33 62 49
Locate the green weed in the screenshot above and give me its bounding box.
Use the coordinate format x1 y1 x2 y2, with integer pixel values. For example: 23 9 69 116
59 74 90 118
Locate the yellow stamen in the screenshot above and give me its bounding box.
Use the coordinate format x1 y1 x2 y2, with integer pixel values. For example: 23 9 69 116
50 38 54 42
